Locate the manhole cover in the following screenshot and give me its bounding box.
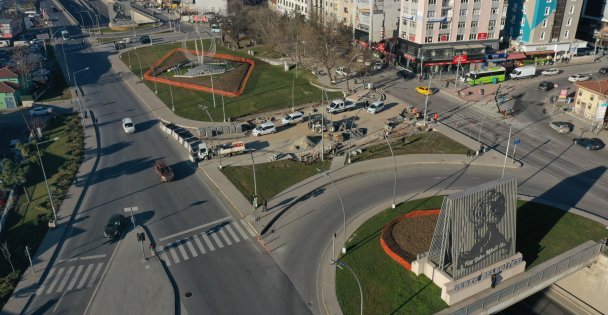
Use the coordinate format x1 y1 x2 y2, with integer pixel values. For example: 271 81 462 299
185 292 192 297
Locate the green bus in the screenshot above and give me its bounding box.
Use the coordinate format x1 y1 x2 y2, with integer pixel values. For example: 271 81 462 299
463 66 506 85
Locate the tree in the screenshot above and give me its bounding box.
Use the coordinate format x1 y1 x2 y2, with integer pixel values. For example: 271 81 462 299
0 159 28 189
11 47 41 93
0 241 14 273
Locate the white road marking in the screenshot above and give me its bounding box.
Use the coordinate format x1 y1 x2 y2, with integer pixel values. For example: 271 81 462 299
46 267 64 294
86 263 104 288
168 245 180 263
56 266 74 292
77 254 106 261
193 236 206 254
36 268 56 295
176 241 189 260
66 265 84 291
202 234 215 251
83 235 122 315
225 225 240 243
157 246 171 266
210 232 224 248
185 240 198 257
219 229 232 246
77 264 94 289
233 221 250 240
159 216 231 242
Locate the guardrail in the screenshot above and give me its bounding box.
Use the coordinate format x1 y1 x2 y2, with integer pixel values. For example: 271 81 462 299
0 189 16 237
447 240 606 315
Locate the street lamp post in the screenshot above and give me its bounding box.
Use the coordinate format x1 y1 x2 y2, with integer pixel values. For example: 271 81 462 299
73 67 90 126
161 72 175 111
332 259 363 315
502 125 512 178
347 109 363 164
384 134 397 209
133 48 144 80
211 75 217 108
199 105 222 169
35 137 60 223
250 150 259 220
149 64 158 94
219 82 226 122
346 53 363 94
318 169 347 254
423 74 433 126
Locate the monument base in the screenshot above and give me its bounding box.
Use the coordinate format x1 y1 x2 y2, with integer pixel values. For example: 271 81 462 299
412 253 526 305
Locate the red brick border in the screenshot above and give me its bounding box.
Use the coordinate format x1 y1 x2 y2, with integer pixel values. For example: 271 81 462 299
143 48 255 97
380 209 441 270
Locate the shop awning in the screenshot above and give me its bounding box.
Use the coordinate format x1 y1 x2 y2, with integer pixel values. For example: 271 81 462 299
453 45 469 50
507 53 526 60
468 44 486 49
525 50 554 56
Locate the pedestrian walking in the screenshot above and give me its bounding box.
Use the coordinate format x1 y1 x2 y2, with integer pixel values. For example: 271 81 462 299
466 148 472 158
149 243 157 256
479 144 485 156
263 199 268 212
433 113 439 122
491 274 497 289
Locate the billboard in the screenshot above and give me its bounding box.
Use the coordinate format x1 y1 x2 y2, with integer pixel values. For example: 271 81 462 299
428 177 517 280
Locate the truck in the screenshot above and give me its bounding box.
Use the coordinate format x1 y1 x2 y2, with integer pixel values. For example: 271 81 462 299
326 99 356 114
218 141 246 157
189 141 213 162
509 66 536 79
61 30 70 40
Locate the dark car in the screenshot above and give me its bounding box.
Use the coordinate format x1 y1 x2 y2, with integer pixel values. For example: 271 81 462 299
573 138 604 150
154 160 174 182
139 35 151 44
104 214 126 240
538 81 554 91
600 67 608 75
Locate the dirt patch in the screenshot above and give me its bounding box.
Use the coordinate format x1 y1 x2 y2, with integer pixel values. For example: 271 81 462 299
382 213 438 263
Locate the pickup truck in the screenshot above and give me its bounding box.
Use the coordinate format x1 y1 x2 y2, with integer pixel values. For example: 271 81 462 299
154 160 174 182
189 141 212 162
218 141 246 157
326 99 356 114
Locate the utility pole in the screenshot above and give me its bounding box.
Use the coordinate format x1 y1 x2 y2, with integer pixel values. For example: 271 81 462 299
502 125 512 178
25 246 35 274
423 74 433 126
250 150 258 220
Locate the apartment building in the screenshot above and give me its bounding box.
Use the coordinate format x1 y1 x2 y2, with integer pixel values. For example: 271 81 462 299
508 0 583 57
576 0 607 43
396 0 508 73
271 0 313 18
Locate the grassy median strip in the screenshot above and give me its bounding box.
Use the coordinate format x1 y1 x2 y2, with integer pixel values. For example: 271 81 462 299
351 131 468 163
221 159 330 202
336 197 608 315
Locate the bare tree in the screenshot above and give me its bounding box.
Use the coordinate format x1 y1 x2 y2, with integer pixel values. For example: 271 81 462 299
11 47 41 93
0 241 15 273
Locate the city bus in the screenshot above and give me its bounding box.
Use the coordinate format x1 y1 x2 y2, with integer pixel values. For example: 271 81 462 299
61 30 70 41
462 66 506 86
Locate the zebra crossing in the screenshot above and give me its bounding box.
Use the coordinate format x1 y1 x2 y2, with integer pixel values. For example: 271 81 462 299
158 219 256 267
36 255 106 296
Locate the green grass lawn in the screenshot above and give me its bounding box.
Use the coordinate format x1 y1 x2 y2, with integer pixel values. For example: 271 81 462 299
336 197 608 315
221 159 331 202
351 131 469 163
122 40 341 121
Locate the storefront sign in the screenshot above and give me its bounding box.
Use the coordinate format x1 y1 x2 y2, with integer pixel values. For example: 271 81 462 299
596 102 608 121
453 54 468 64
487 53 506 59
477 33 488 40
559 89 568 99
535 46 548 51
440 35 448 42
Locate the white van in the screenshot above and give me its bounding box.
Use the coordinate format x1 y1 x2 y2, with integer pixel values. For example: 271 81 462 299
367 101 385 114
509 66 536 79
251 122 276 136
0 40 10 47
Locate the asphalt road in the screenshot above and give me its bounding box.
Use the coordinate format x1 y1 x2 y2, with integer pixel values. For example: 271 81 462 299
26 1 310 314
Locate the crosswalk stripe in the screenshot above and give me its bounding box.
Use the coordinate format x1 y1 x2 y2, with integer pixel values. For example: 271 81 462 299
168 245 180 263
210 232 224 248
158 246 171 266
202 233 215 251
77 264 94 289
193 236 206 254
46 267 64 294
56 266 74 292
225 224 240 243
66 265 84 291
185 239 198 257
176 241 189 260
233 221 250 240
87 263 104 288
219 229 232 246
37 268 56 295
241 219 257 237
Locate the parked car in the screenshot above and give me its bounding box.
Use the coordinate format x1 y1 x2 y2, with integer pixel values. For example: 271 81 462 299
599 67 608 75
122 118 135 134
568 74 591 82
29 38 44 45
139 35 151 44
573 138 604 150
29 106 53 116
373 62 386 70
549 121 571 133
541 68 560 76
509 66 536 79
416 86 433 95
211 24 221 33
335 66 351 77
251 122 276 136
154 160 174 182
538 81 554 91
367 100 385 114
104 214 126 240
281 111 304 125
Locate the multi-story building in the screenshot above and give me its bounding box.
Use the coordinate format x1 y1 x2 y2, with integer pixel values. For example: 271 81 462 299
507 0 583 57
573 80 608 125
395 0 509 74
576 0 607 43
271 0 312 18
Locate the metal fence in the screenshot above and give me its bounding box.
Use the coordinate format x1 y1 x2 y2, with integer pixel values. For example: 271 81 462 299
449 240 606 315
0 189 16 237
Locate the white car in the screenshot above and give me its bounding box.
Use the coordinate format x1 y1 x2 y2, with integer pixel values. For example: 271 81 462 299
211 24 221 33
29 106 53 116
122 118 135 134
251 122 276 136
281 111 304 125
568 74 591 82
367 100 385 114
541 68 560 76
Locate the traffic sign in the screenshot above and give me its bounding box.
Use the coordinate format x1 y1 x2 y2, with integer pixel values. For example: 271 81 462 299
514 138 521 145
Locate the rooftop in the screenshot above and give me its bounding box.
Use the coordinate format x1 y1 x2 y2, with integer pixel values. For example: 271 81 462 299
575 80 608 96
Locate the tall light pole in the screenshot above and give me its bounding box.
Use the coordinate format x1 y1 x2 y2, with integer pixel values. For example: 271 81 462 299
199 105 222 169
218 82 226 122
502 124 512 179
423 74 433 126
73 67 90 126
383 135 397 209
35 137 60 223
318 169 347 254
161 72 175 111
133 48 144 80
346 53 363 93
211 75 217 108
149 64 158 94
250 150 258 220
332 259 363 315
347 109 363 164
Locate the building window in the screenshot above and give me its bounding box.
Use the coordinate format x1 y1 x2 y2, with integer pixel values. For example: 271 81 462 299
488 20 496 30
500 18 505 26
590 95 595 101
491 8 498 15
410 21 417 28
540 32 545 40
461 0 467 2
567 18 572 26
425 36 433 43
542 19 547 27
427 23 434 30
564 30 569 38
544 7 550 15
579 91 583 96
469 33 477 40
473 9 480 15
427 10 435 17
441 9 450 16
457 34 464 40
458 21 465 28
460 9 467 16
569 5 574 14
440 22 450 29
429 0 437 4
471 21 478 27
474 0 480 2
